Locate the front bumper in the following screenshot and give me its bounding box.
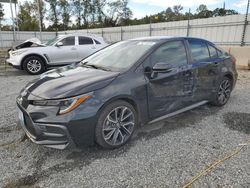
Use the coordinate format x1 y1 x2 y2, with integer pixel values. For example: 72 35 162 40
17 103 76 149
6 57 21 66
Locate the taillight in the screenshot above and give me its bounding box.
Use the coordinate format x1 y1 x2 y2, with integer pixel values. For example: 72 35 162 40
233 59 236 64
231 56 236 64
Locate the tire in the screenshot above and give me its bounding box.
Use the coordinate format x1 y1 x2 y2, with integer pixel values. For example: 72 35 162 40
211 77 232 106
95 100 138 149
23 56 46 75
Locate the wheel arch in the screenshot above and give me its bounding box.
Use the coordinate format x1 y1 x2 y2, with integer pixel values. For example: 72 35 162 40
222 72 234 88
97 95 142 125
21 53 48 70
223 73 233 82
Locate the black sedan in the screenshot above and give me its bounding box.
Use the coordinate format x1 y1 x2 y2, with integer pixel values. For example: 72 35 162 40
16 36 238 149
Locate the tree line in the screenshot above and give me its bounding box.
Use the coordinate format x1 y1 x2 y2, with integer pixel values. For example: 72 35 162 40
0 1 239 31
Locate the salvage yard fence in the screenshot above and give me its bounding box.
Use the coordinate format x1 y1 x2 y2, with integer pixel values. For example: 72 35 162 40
0 13 250 48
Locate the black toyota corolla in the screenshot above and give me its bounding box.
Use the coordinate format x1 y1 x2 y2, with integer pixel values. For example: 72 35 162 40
16 36 237 149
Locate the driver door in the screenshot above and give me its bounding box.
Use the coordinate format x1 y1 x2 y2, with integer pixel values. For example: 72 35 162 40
48 36 78 65
144 40 194 119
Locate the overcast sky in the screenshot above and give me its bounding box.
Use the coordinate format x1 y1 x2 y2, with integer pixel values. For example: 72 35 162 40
1 0 249 24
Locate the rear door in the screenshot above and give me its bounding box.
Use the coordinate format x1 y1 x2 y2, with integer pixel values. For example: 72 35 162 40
144 40 195 119
187 39 221 102
76 36 97 60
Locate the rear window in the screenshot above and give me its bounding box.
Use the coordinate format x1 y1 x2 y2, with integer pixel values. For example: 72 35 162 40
188 40 210 62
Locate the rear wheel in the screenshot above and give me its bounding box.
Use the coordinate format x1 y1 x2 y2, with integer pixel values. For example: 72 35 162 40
95 100 137 149
23 56 46 75
211 77 232 106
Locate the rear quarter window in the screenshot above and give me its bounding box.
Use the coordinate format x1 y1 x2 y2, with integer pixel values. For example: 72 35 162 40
94 39 101 44
208 44 218 59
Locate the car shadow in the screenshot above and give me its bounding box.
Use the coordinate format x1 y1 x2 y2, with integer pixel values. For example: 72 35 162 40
0 68 31 76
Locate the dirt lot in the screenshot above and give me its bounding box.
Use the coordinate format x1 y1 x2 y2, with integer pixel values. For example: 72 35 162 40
0 67 250 188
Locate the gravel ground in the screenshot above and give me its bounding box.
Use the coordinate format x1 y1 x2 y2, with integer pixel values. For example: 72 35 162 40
0 68 249 188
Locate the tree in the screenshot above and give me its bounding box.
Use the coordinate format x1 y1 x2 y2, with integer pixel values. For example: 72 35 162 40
36 0 46 30
196 4 212 18
94 0 106 24
0 3 4 24
104 0 132 27
213 8 239 16
72 0 83 29
7 1 242 30
59 0 71 30
82 0 92 28
0 3 4 32
165 7 175 21
45 0 60 31
18 1 39 31
119 0 132 25
173 5 183 20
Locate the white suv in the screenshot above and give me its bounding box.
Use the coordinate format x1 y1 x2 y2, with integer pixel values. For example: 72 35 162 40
6 34 108 74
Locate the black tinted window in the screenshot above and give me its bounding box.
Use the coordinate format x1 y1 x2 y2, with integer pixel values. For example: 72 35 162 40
94 39 101 44
60 36 75 46
147 40 187 67
208 44 218 58
79 37 93 45
188 40 209 62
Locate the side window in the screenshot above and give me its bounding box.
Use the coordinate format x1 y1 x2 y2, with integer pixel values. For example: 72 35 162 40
217 48 224 57
79 36 93 45
60 36 75 46
208 44 218 59
145 40 187 68
188 40 210 62
94 39 101 44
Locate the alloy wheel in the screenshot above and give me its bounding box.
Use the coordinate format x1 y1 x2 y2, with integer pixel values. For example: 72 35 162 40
102 106 135 146
27 59 42 73
218 79 231 105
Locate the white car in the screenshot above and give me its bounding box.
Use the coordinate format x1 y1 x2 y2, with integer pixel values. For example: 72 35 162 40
6 34 108 74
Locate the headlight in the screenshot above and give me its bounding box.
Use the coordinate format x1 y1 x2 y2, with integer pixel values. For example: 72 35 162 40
11 50 27 56
32 93 92 115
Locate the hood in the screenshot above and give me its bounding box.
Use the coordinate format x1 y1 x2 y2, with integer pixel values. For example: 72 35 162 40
25 64 119 99
9 38 45 51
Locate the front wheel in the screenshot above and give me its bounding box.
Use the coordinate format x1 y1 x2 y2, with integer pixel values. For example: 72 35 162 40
95 100 137 149
23 56 46 75
211 77 232 106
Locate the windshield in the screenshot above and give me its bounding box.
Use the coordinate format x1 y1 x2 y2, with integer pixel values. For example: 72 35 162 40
46 36 62 46
80 40 156 72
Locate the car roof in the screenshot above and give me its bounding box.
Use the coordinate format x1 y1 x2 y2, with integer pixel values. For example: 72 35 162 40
57 33 106 42
59 33 101 38
130 36 213 44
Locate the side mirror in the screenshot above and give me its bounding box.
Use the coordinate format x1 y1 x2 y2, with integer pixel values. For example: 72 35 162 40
152 62 172 73
56 42 63 47
149 62 172 79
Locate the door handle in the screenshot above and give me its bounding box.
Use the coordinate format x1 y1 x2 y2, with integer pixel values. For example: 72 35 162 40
71 47 77 50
